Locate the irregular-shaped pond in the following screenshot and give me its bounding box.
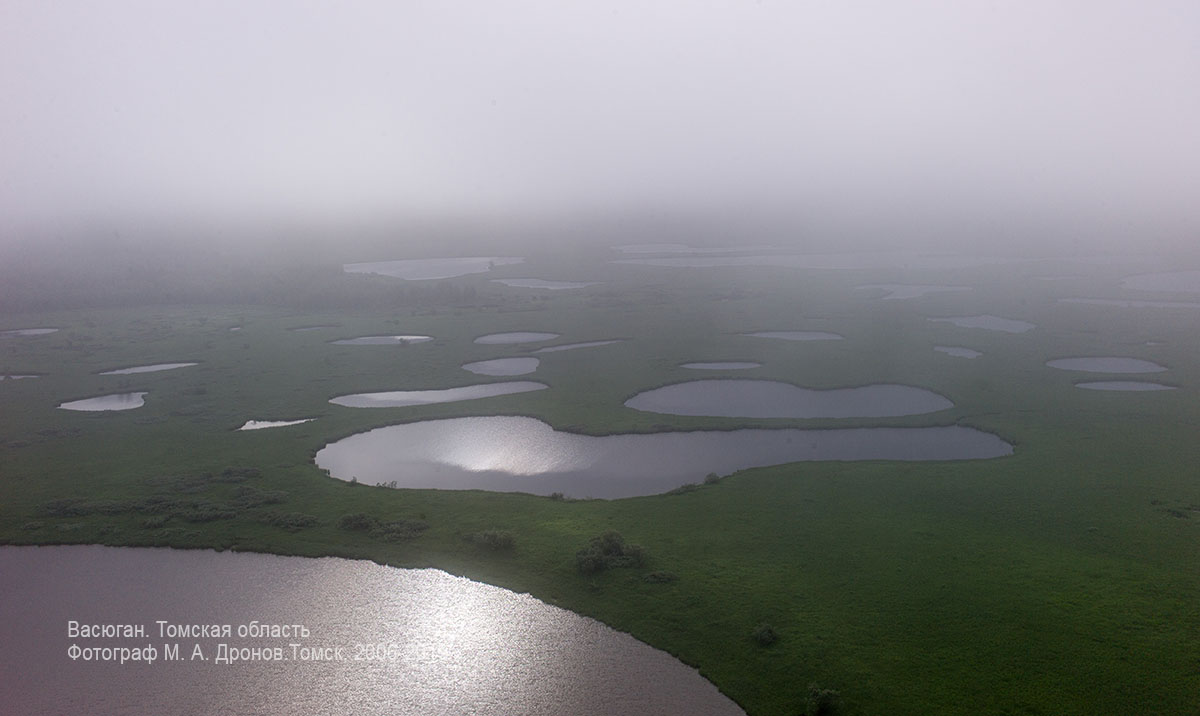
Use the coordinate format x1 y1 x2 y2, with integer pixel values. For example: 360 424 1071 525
59 392 147 411
1 328 58 337
462 357 539 376
681 362 761 370
743 331 843 341
491 279 602 289
344 257 524 280
98 362 197 375
1075 381 1176 391
331 382 547 408
625 380 951 418
534 340 624 353
474 332 560 345
1 374 39 380
238 419 315 430
1 545 744 716
857 284 970 300
315 416 1011 498
1047 357 1166 373
928 315 1035 333
934 346 982 359
331 335 433 345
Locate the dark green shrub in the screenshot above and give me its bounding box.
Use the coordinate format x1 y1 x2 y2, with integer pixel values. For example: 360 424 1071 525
642 571 678 583
704 472 722 485
805 684 843 716
141 515 170 529
752 623 778 646
575 531 647 574
466 530 515 551
262 511 319 532
374 519 428 541
666 482 700 495
337 513 377 531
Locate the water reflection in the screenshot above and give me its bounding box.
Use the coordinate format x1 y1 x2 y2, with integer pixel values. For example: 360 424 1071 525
462 358 540 376
491 279 602 289
315 416 1011 498
474 332 560 345
625 380 952 419
59 392 147 411
98 362 198 375
238 419 315 430
534 340 624 353
0 546 745 716
928 315 1035 333
330 382 547 408
1046 358 1166 374
331 335 433 345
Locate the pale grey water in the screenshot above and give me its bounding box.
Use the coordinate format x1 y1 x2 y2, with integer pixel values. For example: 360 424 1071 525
613 252 1007 270
928 315 1036 333
534 340 624 353
681 362 761 370
1075 381 1176 391
344 257 524 280
490 279 602 289
1 327 58 336
1 374 39 380
0 545 745 716
743 331 843 341
315 416 1012 498
462 357 540 376
289 325 337 332
238 419 315 430
1059 298 1200 309
1120 270 1200 293
611 244 771 254
331 335 433 345
625 380 952 419
98 362 198 375
1046 357 1167 373
474 332 560 345
330 382 547 408
934 347 982 359
856 284 970 300
58 392 147 411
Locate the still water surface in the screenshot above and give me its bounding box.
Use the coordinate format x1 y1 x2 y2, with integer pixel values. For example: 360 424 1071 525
491 279 602 289
315 416 1011 498
934 347 982 359
1046 357 1166 373
59 392 147 411
98 363 197 375
462 357 540 376
330 382 547 408
344 257 524 280
928 315 1036 333
0 545 744 716
625 380 952 419
1075 381 1176 391
331 335 433 345
743 331 842 341
474 332 560 345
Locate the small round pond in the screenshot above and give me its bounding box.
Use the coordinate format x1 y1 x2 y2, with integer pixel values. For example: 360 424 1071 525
98 362 197 375
1075 381 1176 392
625 380 952 419
1 545 744 716
934 347 982 359
474 332 560 345
59 392 147 411
315 416 1012 498
462 357 540 376
330 382 547 408
1047 357 1167 374
1 327 58 337
331 335 433 345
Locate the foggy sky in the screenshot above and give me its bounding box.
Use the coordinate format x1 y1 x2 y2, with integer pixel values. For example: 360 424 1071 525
2 1 1198 246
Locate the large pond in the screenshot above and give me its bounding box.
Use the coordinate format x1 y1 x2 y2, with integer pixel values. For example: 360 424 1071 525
59 392 147 411
743 331 843 341
624 380 951 419
1 327 58 337
344 257 524 280
1046 357 1167 373
1 545 744 716
857 284 970 300
535 340 624 353
928 315 1035 333
474 332 560 345
315 416 1012 498
331 335 434 345
1075 381 1176 391
98 362 198 375
1120 270 1200 293
462 357 540 376
491 279 602 289
330 382 547 408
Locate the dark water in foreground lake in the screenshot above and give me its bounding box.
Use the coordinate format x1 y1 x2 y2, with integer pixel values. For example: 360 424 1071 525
315 416 1012 498
0 545 745 716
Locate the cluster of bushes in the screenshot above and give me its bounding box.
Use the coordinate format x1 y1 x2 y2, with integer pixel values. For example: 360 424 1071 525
337 513 429 542
261 511 319 532
751 622 778 646
575 531 645 575
464 530 515 552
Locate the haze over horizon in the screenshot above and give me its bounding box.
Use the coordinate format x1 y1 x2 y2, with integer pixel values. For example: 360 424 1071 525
3 1 1198 253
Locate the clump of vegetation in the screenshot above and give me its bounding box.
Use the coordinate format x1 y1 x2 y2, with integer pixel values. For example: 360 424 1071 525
666 483 700 496
575 531 646 574
548 492 565 501
337 513 428 541
231 486 287 507
804 684 843 716
140 515 170 529
20 521 44 531
704 472 722 485
261 511 319 532
642 570 678 583
466 529 515 551
751 622 778 646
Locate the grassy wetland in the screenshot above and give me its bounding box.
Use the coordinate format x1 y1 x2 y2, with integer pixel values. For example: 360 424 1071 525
3 240 1199 715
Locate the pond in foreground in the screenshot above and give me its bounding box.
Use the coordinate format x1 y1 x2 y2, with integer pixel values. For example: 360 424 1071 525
330 382 547 408
625 380 952 418
315 416 1011 498
1 545 743 716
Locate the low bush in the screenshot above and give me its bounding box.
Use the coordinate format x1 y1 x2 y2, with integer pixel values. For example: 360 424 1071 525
466 530 515 551
575 531 647 574
752 623 778 646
